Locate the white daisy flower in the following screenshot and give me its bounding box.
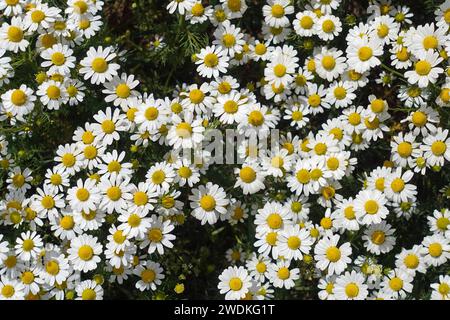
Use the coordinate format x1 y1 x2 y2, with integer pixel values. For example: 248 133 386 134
140 215 176 255
314 234 352 276
102 73 139 109
0 17 29 53
75 279 104 300
362 221 396 255
267 260 299 289
79 46 120 85
189 182 229 225
68 234 102 272
218 266 252 300
334 271 368 300
134 260 165 291
404 50 443 88
195 45 229 79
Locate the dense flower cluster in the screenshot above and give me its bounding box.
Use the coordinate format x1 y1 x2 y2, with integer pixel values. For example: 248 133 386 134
0 0 449 300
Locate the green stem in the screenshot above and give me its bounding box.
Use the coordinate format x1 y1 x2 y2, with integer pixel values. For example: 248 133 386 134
380 63 407 81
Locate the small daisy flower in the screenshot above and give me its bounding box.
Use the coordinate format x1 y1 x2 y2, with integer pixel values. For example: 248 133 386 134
218 266 252 300
79 46 120 85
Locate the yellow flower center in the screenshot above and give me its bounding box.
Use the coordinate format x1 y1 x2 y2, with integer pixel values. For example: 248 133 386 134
321 56 336 70
271 156 284 169
144 106 159 120
423 36 438 50
107 160 121 173
396 47 410 61
1 285 15 298
74 1 88 14
148 228 163 242
411 111 427 127
404 254 419 269
78 245 94 261
364 116 380 129
91 57 108 73
51 52 65 66
310 168 323 180
12 174 25 187
62 153 75 167
141 269 156 283
266 213 282 229
322 185 336 199
334 87 346 100
377 24 389 37
204 53 219 67
106 186 122 201
271 4 285 18
308 94 321 107
7 26 23 42
322 19 335 33
41 195 55 209
46 85 61 99
391 178 405 193
223 100 238 114
81 131 94 144
51 173 66 187
133 191 148 206
200 195 216 211
222 34 236 48
428 243 442 257
345 283 359 298
277 267 290 280
83 145 97 159
291 110 303 121
81 288 96 300
358 46 373 61
415 60 431 76
314 142 327 155
326 246 341 262
266 232 277 246
436 217 450 231
370 99 385 113
151 170 165 184
78 19 90 30
101 119 115 134
229 277 243 291
191 3 204 16
431 141 447 156
254 43 267 55
273 64 287 77
371 230 386 245
11 89 27 106
364 200 379 215
296 169 310 184
21 271 35 285
128 214 141 227
344 206 356 220
397 142 412 158
438 283 450 295
240 166 256 183
248 110 264 126
22 239 34 251
256 262 266 273
218 81 231 94
60 216 74 230
300 16 313 29
389 277 403 291
115 84 130 98
320 217 332 229
189 89 204 104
